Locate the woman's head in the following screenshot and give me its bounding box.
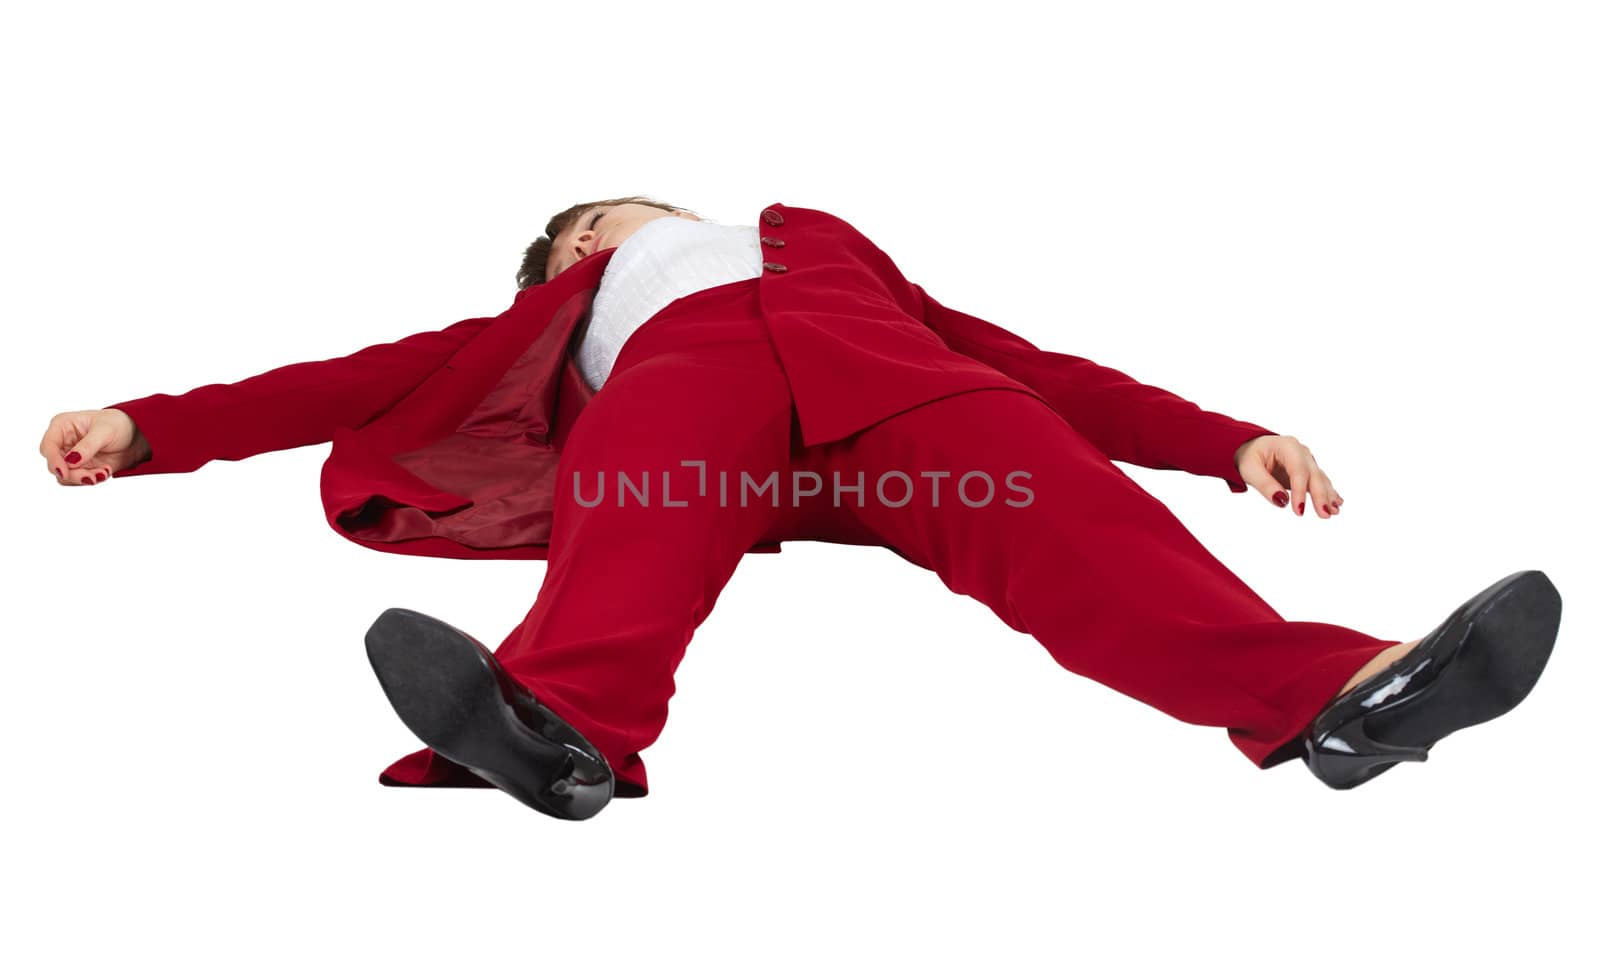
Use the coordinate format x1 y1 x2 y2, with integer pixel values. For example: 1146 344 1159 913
517 195 701 289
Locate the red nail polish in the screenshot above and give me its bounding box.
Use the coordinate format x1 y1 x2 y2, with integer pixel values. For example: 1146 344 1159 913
66 451 81 464
1297 501 1304 515
1321 504 1329 514
96 472 107 481
82 477 92 485
1273 491 1288 507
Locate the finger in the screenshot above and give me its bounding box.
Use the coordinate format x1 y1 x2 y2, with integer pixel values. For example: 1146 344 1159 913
1286 450 1312 517
1320 476 1343 515
38 418 61 461
1322 476 1344 517
1238 453 1286 507
53 427 94 480
40 415 77 479
53 414 86 453
1313 474 1335 518
1307 469 1329 518
47 461 83 485
44 449 100 486
1305 454 1327 515
46 453 93 483
1300 451 1339 518
1253 456 1292 509
67 420 117 470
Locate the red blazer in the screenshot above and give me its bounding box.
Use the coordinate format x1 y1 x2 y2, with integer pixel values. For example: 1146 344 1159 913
103 202 1277 562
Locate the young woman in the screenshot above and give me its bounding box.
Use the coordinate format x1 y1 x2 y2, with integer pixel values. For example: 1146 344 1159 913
38 196 1564 822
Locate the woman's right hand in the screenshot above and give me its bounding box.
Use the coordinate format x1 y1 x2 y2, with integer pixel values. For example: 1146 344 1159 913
39 408 151 486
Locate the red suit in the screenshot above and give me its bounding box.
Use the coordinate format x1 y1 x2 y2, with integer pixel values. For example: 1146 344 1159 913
104 202 1400 797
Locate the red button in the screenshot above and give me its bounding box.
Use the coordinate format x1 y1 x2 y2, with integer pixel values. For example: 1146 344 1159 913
760 236 785 247
763 261 788 273
761 209 784 226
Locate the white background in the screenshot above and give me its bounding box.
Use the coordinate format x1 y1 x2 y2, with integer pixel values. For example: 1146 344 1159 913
5 1 1594 965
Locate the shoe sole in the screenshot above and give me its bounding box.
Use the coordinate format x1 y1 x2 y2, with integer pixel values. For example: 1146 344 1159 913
1309 569 1561 788
1365 569 1561 746
364 607 609 820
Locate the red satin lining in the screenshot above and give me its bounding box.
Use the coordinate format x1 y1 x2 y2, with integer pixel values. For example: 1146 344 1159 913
337 294 599 551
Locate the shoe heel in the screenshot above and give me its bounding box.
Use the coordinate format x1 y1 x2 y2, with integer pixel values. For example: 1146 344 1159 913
1306 714 1430 790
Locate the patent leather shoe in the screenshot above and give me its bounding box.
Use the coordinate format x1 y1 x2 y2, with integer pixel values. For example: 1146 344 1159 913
1305 569 1561 790
365 607 614 820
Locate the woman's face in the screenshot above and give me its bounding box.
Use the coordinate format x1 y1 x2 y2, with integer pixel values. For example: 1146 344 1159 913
545 202 701 280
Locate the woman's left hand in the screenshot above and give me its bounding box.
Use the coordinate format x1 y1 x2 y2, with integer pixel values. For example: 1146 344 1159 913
1233 435 1344 518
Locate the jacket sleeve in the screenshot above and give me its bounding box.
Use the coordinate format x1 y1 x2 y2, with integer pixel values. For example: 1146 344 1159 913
914 284 1278 493
102 314 495 477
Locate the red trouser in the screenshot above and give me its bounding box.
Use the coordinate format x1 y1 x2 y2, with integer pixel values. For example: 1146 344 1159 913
411 280 1399 797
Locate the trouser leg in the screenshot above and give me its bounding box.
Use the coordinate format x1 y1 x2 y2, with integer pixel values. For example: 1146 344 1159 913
797 388 1401 768
488 304 795 797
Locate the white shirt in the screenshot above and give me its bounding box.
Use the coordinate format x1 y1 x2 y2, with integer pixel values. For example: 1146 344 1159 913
575 217 763 391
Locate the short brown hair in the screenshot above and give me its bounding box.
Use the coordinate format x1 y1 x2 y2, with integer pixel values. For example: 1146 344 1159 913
516 195 695 290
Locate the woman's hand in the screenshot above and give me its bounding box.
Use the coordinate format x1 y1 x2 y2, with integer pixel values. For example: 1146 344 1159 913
1233 434 1344 518
39 408 150 486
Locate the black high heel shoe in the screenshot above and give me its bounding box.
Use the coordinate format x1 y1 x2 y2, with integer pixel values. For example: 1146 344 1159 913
364 607 615 820
1304 569 1562 790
